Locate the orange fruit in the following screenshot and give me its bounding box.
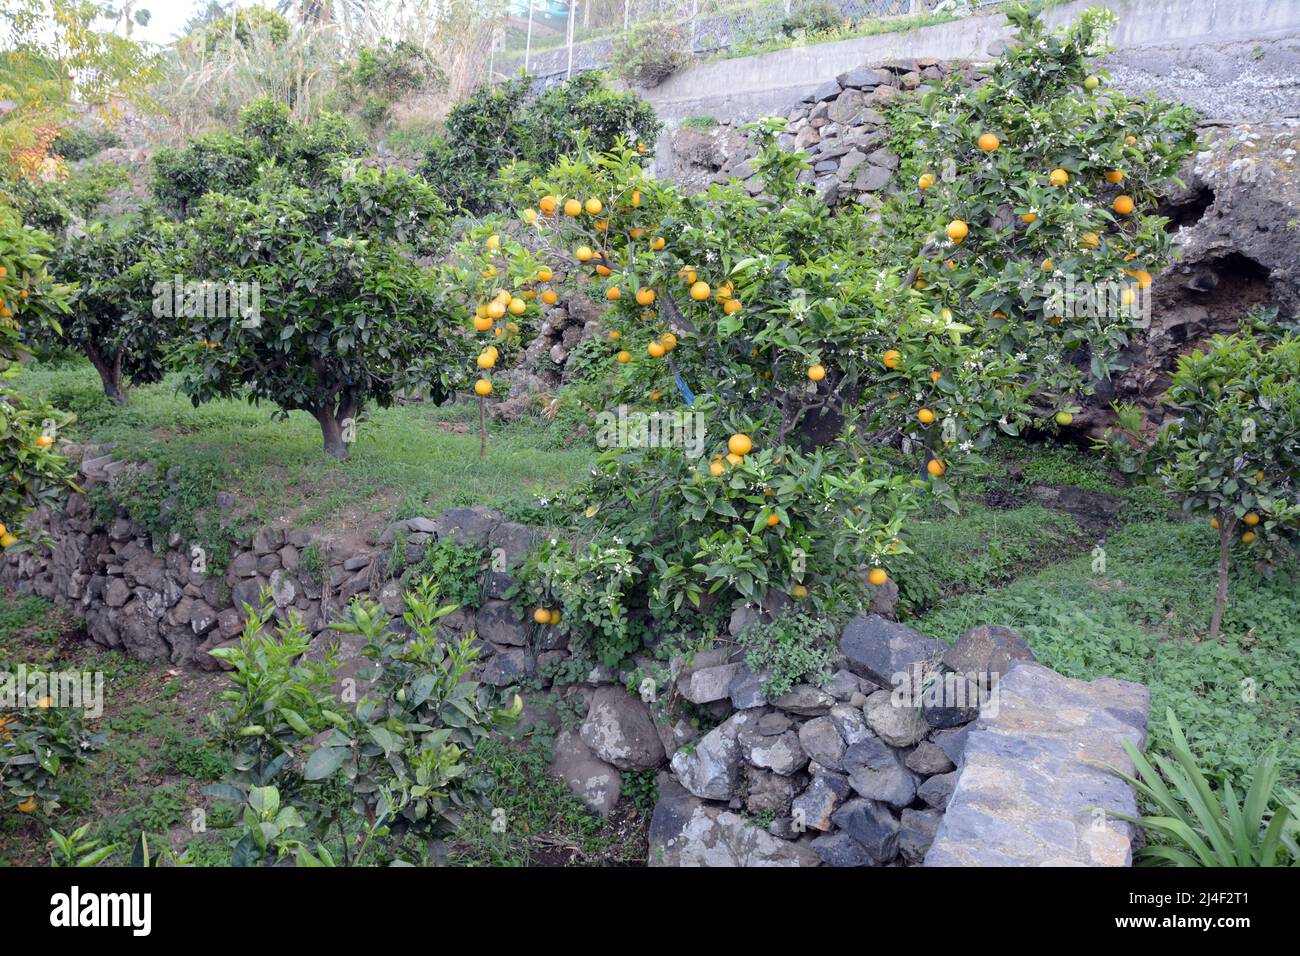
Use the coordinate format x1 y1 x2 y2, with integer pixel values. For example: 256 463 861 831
630 227 646 239
539 195 557 215
608 330 621 340
868 568 889 586
659 332 677 351
926 458 946 477
917 408 935 424
1210 516 1221 530
533 607 551 624
1049 168 1069 187
1244 512 1260 526
595 264 612 277
725 452 743 467
917 173 936 190
474 379 492 396
766 513 780 527
508 297 526 315
723 299 742 315
728 433 753 456
709 459 725 477
1040 258 1054 271
631 190 642 207
807 364 826 382
635 288 656 306
929 370 942 384
1134 270 1153 289
1112 195 1134 215
616 351 631 364
473 315 493 332
882 350 901 369
537 267 553 282
575 245 593 262
650 237 665 250
946 220 969 243
978 132 1001 152
1241 531 1257 544
650 389 661 401
584 198 603 215
679 268 697 284
647 340 666 358
606 286 621 301
791 584 809 599
541 289 558 305
1105 170 1124 184
477 350 496 369
35 435 53 448
689 281 711 301
1080 232 1100 249
563 198 582 216
17 796 37 814
1125 135 1137 146
1021 211 1037 223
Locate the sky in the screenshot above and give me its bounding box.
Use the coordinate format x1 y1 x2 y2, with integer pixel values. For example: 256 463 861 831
126 1 277 47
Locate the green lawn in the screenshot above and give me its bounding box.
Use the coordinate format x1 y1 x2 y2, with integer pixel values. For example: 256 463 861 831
16 359 597 539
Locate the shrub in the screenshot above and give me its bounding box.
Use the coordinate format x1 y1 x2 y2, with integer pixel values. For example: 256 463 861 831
1 677 107 816
736 612 838 697
2 161 130 233
51 125 122 162
778 1 844 38
338 39 445 134
419 72 659 215
610 20 691 88
202 7 291 49
1098 333 1300 638
1108 709 1299 866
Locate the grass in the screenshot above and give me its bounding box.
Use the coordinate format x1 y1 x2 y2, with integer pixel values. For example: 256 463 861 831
919 518 1300 786
16 359 597 540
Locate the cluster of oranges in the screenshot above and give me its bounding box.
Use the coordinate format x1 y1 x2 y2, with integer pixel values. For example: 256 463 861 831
0 265 32 327
1212 510 1264 544
532 607 562 625
708 432 753 477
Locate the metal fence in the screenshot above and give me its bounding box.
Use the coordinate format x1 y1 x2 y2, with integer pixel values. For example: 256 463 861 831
485 0 969 85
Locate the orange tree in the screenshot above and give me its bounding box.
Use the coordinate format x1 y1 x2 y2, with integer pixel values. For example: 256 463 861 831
1098 332 1300 640
879 3 1197 431
166 162 462 459
452 127 1028 663
0 208 77 548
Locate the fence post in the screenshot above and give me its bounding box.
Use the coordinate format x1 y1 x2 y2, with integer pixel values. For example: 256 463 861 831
525 0 535 73
566 0 577 79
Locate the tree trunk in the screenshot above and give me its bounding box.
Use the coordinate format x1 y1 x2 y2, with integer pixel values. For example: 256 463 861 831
86 348 128 405
1208 517 1235 640
314 394 360 461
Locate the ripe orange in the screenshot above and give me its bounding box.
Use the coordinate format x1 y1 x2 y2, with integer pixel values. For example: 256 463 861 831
539 195 557 215
585 197 603 215
882 350 901 369
978 132 1001 152
563 198 582 216
723 299 742 315
1241 531 1257 544
17 796 37 814
575 245 593 262
728 433 753 456
868 568 889 586
533 607 551 624
630 227 646 239
608 330 621 340
594 219 608 233
946 220 969 243
650 237 666 250
647 340 666 358
1244 512 1260 526
35 435 53 448
1210 516 1221 530
0 533 16 548
650 388 661 401
524 208 538 223
595 264 612 277
1112 195 1134 215
1040 258 1054 271
477 349 497 369
549 609 562 625
635 287 656 306
1049 168 1069 187
1134 270 1153 289
1021 211 1038 224
537 267 553 282
660 332 677 351
808 364 826 382
1125 135 1138 146
541 289 558 305
763 513 779 528
616 351 631 364
474 378 492 396
791 584 809 599
917 408 935 424
473 315 493 332
606 286 621 301
918 173 936 190
926 458 946 478
486 234 500 251
631 190 642 207
689 281 711 301
930 370 942 384
1080 232 1100 249
710 459 725 477
508 297 526 315
1105 170 1124 184
679 267 697 284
